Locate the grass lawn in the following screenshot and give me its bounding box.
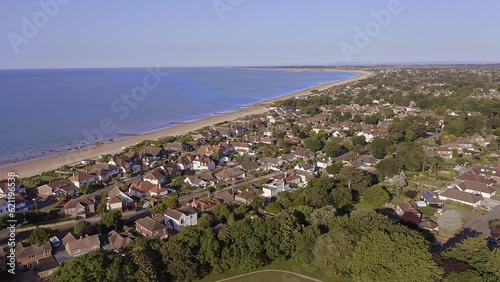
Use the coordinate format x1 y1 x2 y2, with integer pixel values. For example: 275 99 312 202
419 206 438 217
196 260 339 282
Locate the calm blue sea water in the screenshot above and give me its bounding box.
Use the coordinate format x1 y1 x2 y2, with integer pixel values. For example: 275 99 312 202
0 67 356 164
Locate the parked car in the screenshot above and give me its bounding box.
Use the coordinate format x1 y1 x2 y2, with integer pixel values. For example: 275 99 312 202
50 236 60 248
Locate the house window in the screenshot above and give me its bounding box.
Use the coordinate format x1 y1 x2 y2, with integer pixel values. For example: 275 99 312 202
29 255 36 259
75 249 80 253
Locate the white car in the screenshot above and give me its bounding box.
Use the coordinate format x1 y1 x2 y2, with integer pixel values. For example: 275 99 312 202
50 236 60 248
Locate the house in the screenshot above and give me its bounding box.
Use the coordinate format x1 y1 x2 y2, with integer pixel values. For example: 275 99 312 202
231 142 253 155
129 181 168 198
107 185 134 211
292 149 315 160
285 174 303 188
262 181 290 198
0 177 25 198
192 154 216 171
294 163 315 173
184 175 208 188
105 230 135 251
68 171 95 188
36 179 78 198
215 168 246 182
456 181 496 198
90 163 120 182
108 155 136 173
191 197 221 212
316 158 333 169
162 162 182 180
164 206 198 231
213 190 235 204
177 155 194 171
419 220 439 232
15 242 52 269
139 146 167 165
15 195 28 213
237 162 261 172
165 142 189 154
62 196 95 218
259 157 284 171
235 189 263 205
435 147 453 159
143 168 168 185
439 188 482 207
62 233 101 257
34 256 59 280
347 156 379 171
136 216 168 239
421 191 443 208
395 202 422 217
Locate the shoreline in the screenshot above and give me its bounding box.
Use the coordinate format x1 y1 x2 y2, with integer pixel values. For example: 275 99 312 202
0 69 371 179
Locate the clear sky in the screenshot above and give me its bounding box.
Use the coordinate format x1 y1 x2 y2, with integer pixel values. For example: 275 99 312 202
1 0 499 69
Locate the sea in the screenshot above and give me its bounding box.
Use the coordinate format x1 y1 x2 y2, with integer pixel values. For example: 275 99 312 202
0 67 356 166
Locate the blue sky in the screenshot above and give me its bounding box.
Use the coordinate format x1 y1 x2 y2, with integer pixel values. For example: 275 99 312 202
1 0 499 69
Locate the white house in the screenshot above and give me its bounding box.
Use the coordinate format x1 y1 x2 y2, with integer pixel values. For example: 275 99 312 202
164 207 198 231
184 176 207 188
262 181 290 198
438 188 482 207
356 132 375 143
68 171 96 188
316 158 333 169
192 155 216 171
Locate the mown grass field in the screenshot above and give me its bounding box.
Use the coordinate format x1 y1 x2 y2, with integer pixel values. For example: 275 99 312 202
216 270 321 282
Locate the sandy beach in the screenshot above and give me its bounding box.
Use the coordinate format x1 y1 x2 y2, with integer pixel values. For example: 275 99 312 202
0 69 371 179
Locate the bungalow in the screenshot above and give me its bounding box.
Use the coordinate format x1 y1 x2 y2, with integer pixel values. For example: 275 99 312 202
162 162 182 179
184 175 208 188
215 168 246 182
191 197 221 212
439 188 482 207
107 185 134 211
62 233 101 257
285 174 303 188
129 181 168 198
259 157 284 171
16 242 52 269
105 230 135 251
68 171 95 188
294 163 315 174
260 137 276 145
36 179 78 198
292 149 315 160
90 163 120 182
213 190 235 204
419 220 439 232
135 216 169 239
164 207 198 231
456 181 496 198
347 156 378 171
237 162 261 172
62 197 95 218
34 256 59 280
235 189 263 205
231 142 253 154
435 147 453 159
165 142 189 154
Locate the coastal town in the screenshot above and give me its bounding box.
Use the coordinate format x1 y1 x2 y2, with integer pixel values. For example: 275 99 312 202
2 66 500 281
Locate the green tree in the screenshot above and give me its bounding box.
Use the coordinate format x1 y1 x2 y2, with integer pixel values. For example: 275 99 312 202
350 230 443 281
162 196 180 209
96 202 107 214
74 221 90 237
326 162 341 174
376 158 402 177
313 228 355 278
100 210 122 230
370 137 392 159
442 235 500 276
339 166 375 192
362 185 391 208
27 227 53 245
304 137 323 152
351 135 367 146
323 141 341 158
437 209 462 233
51 250 134 282
151 203 167 215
